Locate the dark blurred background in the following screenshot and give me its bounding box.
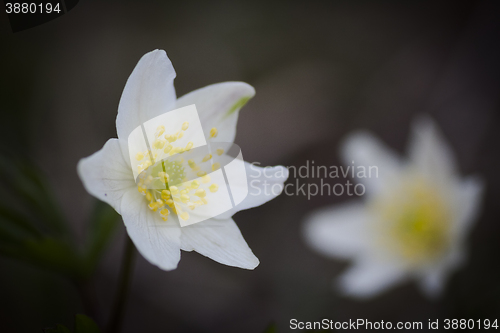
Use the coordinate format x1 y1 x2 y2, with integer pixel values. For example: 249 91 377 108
1 0 499 332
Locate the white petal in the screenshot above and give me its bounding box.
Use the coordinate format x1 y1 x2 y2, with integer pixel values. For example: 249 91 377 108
453 176 485 240
121 189 181 271
180 218 259 269
215 162 289 220
408 116 457 186
418 248 465 298
116 50 177 159
337 259 407 299
175 82 255 143
77 139 135 214
303 202 371 259
340 131 402 195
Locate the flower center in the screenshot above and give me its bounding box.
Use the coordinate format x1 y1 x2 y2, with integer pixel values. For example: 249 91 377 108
371 173 451 266
134 121 222 223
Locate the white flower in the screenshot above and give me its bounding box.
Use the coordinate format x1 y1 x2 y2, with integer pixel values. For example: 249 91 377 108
78 50 288 271
304 117 484 298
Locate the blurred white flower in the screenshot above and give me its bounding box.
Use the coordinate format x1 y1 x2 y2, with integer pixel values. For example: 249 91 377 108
78 50 288 270
304 117 484 298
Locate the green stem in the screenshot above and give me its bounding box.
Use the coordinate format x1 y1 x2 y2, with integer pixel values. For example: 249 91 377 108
107 235 136 333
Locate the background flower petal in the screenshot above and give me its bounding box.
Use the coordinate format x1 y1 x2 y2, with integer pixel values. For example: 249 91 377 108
303 202 372 259
337 259 407 299
453 176 485 239
408 116 457 187
340 131 402 195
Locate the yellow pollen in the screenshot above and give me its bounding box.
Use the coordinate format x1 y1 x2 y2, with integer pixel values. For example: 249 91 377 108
170 186 179 194
156 125 165 136
197 171 207 177
161 216 169 221
187 202 196 210
182 122 189 131
153 139 165 149
169 147 183 156
146 192 153 202
180 212 189 220
148 202 160 211
202 154 212 162
181 194 190 203
210 127 218 138
212 162 220 171
209 184 219 193
185 142 194 151
161 190 171 199
190 180 200 189
201 175 211 183
216 148 224 156
135 152 144 161
177 131 184 139
372 175 451 265
165 134 176 143
165 199 174 207
164 144 172 154
160 208 170 216
195 189 206 198
188 159 196 166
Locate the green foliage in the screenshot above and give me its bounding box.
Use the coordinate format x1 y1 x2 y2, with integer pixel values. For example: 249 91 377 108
263 323 277 333
75 314 102 333
43 324 73 333
44 314 102 333
0 155 119 280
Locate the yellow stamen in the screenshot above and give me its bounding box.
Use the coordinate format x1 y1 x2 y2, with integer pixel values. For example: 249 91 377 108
195 189 206 198
182 122 189 131
216 148 224 156
209 184 219 193
210 127 218 138
135 152 144 161
161 190 171 200
153 139 165 149
156 125 165 136
202 154 212 162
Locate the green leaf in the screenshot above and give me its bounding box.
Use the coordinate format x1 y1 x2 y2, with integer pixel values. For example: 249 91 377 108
74 314 102 333
0 156 68 236
0 203 43 239
0 237 85 279
43 324 72 333
263 323 278 333
83 200 120 275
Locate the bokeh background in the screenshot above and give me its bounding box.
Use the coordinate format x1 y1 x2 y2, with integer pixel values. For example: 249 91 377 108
1 0 499 332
